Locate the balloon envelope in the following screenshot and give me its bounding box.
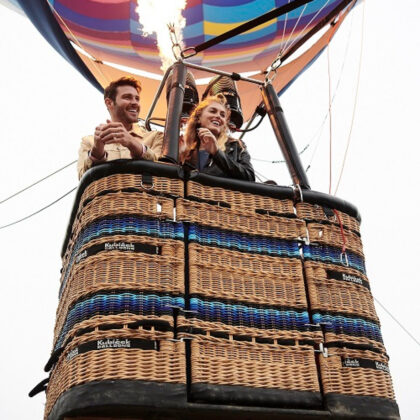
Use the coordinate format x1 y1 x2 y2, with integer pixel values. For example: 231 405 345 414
4 0 358 121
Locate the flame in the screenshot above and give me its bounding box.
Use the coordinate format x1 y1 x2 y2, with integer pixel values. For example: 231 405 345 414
136 0 186 71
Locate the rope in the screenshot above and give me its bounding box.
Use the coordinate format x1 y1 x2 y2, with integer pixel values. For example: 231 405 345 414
306 10 355 171
333 209 347 254
328 44 333 194
0 187 77 231
0 161 77 205
374 297 420 348
334 0 365 195
46 2 110 85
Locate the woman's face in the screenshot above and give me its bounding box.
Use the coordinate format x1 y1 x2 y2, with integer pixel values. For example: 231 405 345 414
198 101 227 137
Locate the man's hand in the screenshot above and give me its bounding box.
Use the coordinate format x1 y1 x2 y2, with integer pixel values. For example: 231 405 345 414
90 123 107 160
197 128 218 156
93 120 145 159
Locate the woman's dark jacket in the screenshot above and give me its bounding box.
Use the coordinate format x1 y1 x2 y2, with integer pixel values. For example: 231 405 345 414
186 139 255 182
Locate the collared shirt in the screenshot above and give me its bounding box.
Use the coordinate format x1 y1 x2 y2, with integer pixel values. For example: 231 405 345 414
77 124 163 179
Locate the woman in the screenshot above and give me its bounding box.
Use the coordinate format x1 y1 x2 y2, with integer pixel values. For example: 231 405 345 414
179 94 255 181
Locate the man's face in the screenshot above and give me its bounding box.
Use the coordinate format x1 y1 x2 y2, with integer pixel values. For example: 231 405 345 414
107 85 140 125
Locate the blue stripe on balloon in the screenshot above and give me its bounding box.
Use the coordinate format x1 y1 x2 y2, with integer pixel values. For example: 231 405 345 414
54 1 129 32
203 0 276 24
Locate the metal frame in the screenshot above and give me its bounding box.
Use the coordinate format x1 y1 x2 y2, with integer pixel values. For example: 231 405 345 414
145 60 311 189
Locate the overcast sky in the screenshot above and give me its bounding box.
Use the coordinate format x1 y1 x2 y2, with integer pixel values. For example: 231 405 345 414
0 1 419 419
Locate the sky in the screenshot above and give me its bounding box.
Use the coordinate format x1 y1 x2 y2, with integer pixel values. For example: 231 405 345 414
0 1 419 419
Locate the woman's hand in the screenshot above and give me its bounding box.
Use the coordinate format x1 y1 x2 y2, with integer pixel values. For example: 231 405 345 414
197 128 218 155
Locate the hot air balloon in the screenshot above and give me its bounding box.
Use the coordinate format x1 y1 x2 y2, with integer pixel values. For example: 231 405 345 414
2 1 400 419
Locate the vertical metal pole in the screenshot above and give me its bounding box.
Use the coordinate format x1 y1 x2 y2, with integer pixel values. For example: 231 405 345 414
160 61 187 163
261 81 310 189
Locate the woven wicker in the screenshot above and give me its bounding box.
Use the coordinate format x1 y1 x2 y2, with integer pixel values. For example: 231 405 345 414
60 234 184 298
177 198 306 240
296 203 360 235
57 252 184 338
189 256 307 308
320 347 395 400
70 192 175 246
187 181 295 215
322 332 385 353
190 335 319 392
304 261 378 321
53 313 174 352
307 223 364 257
177 317 323 342
63 217 184 268
53 292 183 350
78 173 183 211
45 330 185 419
189 243 303 276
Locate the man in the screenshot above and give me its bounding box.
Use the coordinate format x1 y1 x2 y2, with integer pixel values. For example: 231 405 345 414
78 77 163 179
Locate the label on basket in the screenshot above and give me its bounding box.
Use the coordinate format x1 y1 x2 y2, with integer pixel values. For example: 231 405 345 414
75 242 161 263
66 338 159 361
342 357 390 374
327 270 370 290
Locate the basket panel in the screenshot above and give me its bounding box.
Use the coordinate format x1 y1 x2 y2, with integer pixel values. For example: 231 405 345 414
303 244 366 274
189 266 307 308
189 244 302 276
320 347 395 400
62 218 184 286
189 244 306 307
190 336 319 392
187 181 295 215
79 173 183 210
312 311 384 351
62 234 183 277
57 251 184 332
177 199 305 239
177 317 323 342
71 192 175 245
189 225 301 258
307 223 364 257
53 292 184 351
304 261 377 321
296 203 360 235
46 332 185 419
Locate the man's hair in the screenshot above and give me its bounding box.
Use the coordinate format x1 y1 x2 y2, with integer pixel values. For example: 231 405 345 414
104 77 142 102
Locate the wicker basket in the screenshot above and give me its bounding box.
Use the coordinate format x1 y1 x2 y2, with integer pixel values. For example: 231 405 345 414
53 292 184 351
78 173 183 212
296 202 360 235
63 217 184 270
59 234 184 309
70 192 175 247
307 222 364 257
187 181 295 216
177 316 323 342
189 335 320 406
320 347 395 400
312 312 384 352
189 244 306 308
304 261 378 321
177 198 305 240
45 329 185 419
189 243 303 277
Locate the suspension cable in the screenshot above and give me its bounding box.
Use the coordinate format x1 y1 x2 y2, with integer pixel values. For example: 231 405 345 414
334 0 365 195
0 187 77 231
0 160 77 205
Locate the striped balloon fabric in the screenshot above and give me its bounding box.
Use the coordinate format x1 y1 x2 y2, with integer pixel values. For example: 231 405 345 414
45 0 354 74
